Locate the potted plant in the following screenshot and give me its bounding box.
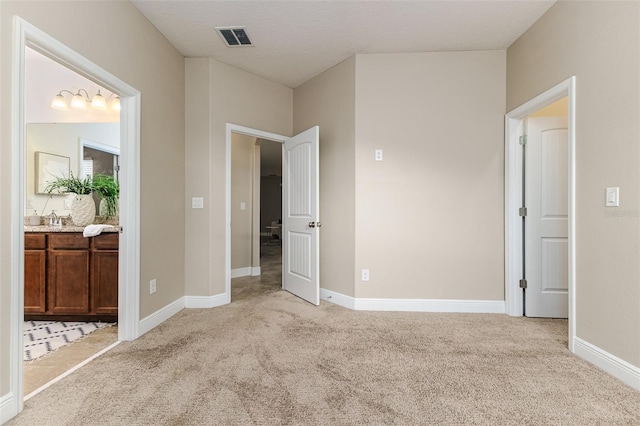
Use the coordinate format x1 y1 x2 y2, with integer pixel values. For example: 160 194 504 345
45 172 95 226
92 174 120 218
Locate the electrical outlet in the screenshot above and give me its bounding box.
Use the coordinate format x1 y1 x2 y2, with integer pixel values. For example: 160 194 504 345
150 279 157 294
375 149 383 161
27 198 34 209
362 269 370 281
64 198 72 210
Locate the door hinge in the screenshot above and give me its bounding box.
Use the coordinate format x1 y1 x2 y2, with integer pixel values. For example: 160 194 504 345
519 135 527 145
519 279 528 289
519 207 527 217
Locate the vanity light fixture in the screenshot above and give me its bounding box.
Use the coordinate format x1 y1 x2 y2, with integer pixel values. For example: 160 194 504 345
51 89 117 111
111 96 121 111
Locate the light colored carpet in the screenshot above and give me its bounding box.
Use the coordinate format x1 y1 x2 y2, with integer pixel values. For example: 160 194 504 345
23 321 113 361
9 248 640 424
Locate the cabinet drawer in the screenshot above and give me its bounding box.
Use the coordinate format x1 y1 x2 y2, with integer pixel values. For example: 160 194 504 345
93 233 119 250
25 234 46 249
49 233 90 249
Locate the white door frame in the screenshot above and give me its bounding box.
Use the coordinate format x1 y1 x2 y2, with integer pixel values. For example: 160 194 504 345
8 17 141 415
225 124 287 302
504 76 576 351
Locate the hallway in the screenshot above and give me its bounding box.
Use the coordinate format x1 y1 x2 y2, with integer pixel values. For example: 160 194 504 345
231 244 282 302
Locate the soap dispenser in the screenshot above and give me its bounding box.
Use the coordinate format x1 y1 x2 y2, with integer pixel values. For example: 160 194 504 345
28 210 40 226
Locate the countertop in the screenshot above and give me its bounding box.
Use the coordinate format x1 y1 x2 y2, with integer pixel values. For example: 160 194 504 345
24 225 120 233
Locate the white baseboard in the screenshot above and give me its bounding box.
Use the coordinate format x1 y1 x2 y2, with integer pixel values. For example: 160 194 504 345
0 392 17 424
355 297 505 313
138 293 230 336
184 293 228 309
231 267 261 278
320 288 355 309
320 288 505 314
231 267 250 278
138 297 185 336
573 337 640 390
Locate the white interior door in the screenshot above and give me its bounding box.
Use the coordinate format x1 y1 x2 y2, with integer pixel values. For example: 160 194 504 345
525 117 569 318
282 126 320 305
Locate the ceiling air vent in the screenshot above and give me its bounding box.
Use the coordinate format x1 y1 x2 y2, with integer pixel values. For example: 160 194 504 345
215 27 253 47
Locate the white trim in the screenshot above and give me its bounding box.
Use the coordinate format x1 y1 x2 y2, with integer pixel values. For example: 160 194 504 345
320 288 356 310
226 124 288 304
504 77 577 352
9 16 27 420
118 92 142 342
320 289 505 313
138 297 184 336
8 17 141 420
138 293 228 322
24 340 121 401
0 393 18 425
80 137 121 156
231 267 251 278
184 293 228 309
355 298 505 313
573 337 640 391
230 266 261 278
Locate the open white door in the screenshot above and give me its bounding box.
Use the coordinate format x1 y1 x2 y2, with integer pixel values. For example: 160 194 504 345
282 126 320 305
524 117 569 318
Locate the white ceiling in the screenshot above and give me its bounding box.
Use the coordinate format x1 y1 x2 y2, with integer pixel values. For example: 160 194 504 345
131 0 556 88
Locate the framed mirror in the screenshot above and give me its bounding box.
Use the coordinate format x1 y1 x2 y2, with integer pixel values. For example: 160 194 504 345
35 151 70 194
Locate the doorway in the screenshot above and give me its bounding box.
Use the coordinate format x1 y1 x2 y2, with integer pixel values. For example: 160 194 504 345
225 124 320 306
229 132 284 298
504 77 576 351
10 17 141 413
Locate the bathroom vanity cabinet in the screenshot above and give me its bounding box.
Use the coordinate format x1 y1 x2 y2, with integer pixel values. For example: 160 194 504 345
24 230 118 321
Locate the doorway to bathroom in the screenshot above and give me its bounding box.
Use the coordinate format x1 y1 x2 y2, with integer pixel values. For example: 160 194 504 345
10 18 141 412
22 47 121 397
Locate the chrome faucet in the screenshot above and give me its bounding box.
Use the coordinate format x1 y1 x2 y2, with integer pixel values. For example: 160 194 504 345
49 210 61 226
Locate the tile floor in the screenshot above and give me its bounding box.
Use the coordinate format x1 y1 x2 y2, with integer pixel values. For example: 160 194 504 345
23 325 118 396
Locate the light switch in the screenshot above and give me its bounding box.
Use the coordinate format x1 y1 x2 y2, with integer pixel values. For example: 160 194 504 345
192 197 204 209
605 187 619 207
375 149 383 161
240 202 246 211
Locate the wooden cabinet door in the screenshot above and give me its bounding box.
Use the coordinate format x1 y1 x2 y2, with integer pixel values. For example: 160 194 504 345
92 250 118 314
24 234 47 313
24 250 46 313
48 250 90 314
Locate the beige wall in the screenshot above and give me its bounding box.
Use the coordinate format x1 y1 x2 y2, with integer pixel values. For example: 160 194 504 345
1 0 185 399
354 51 506 300
231 133 257 270
508 1 640 367
185 58 292 297
294 57 357 297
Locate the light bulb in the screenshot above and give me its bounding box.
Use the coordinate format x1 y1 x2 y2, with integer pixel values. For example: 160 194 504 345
91 90 107 110
112 96 121 111
70 93 87 109
51 93 67 110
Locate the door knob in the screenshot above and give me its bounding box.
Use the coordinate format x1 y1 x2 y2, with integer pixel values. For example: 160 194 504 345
308 222 316 228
